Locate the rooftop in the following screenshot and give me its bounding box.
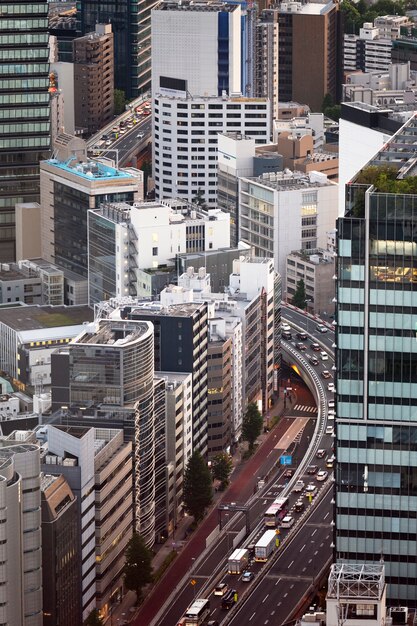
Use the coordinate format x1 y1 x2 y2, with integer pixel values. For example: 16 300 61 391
75 319 152 346
43 157 134 182
157 0 240 12
245 170 332 191
279 1 335 16
127 301 205 318
0 305 93 332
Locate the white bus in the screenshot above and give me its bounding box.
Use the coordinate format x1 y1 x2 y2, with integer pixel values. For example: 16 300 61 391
183 598 211 625
264 496 289 527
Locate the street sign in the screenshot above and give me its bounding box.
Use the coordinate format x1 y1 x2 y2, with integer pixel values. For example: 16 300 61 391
190 579 196 586
280 455 292 465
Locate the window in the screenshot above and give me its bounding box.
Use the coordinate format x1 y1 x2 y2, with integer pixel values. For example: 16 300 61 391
152 247 158 256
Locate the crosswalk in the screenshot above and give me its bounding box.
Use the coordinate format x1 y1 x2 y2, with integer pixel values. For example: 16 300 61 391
293 404 317 413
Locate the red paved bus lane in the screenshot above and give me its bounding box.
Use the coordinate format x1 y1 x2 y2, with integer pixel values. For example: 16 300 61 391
133 416 296 626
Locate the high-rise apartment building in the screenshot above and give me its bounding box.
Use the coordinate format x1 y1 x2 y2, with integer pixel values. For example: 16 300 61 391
335 115 417 603
277 0 341 112
0 0 51 262
76 0 155 98
73 24 114 136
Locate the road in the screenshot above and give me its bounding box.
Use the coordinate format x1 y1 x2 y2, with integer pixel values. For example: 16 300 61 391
100 118 152 166
227 490 333 626
134 410 317 626
138 309 336 626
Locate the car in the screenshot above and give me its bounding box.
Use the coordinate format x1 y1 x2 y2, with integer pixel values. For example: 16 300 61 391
328 400 335 409
214 582 229 596
305 484 317 497
316 324 328 333
137 132 145 139
309 356 319 366
293 480 305 493
316 470 328 481
280 515 295 528
328 410 335 419
208 621 220 626
311 342 321 351
119 127 127 134
242 571 254 583
316 449 326 459
326 455 335 468
282 331 292 340
282 323 291 332
320 351 329 361
105 139 112 146
326 425 334 435
321 370 332 379
294 499 305 512
328 382 335 392
296 342 307 351
297 332 307 340
101 134 109 140
307 465 318 475
284 469 294 479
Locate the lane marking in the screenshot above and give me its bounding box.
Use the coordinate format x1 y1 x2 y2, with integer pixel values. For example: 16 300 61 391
300 544 306 552
249 613 256 621
262 594 269 603
288 560 294 568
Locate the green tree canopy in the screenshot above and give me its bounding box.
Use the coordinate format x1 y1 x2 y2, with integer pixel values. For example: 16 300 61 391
242 402 263 452
192 187 207 210
123 532 153 603
292 279 307 309
183 451 213 522
114 89 126 115
84 609 104 626
212 453 233 490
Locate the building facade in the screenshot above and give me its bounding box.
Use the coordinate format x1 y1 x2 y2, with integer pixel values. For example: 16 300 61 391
0 435 43 625
238 170 338 291
76 0 155 98
0 260 64 306
286 248 335 315
0 0 51 262
153 94 270 208
335 115 417 602
123 302 209 455
207 329 232 458
277 0 341 112
40 138 143 278
88 199 230 305
41 474 80 626
73 24 114 136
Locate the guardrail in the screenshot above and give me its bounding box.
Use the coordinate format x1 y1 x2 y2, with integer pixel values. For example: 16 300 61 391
86 92 150 148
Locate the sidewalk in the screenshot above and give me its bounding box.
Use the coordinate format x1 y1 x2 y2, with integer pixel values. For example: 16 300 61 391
110 391 291 624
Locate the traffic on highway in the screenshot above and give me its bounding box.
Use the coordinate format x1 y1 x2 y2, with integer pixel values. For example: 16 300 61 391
155 315 336 626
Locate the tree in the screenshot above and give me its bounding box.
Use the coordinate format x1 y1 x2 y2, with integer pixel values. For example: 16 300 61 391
114 89 126 115
84 609 104 626
242 402 263 453
141 159 152 193
123 532 153 603
192 187 207 210
292 279 307 310
183 451 213 522
212 453 233 490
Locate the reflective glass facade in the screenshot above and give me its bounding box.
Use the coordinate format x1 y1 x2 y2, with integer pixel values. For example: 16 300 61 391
76 0 156 98
336 166 417 601
0 1 50 261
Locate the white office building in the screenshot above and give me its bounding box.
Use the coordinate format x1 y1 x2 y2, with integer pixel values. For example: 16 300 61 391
238 170 338 289
151 0 242 98
153 94 270 207
88 199 230 304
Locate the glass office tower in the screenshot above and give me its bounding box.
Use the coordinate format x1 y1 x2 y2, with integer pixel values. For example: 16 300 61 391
335 116 417 603
76 0 156 98
0 0 50 262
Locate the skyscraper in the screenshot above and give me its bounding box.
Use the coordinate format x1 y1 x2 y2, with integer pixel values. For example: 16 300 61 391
335 115 417 602
0 0 50 262
76 0 156 98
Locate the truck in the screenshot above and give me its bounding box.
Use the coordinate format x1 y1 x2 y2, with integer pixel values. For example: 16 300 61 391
254 529 277 562
228 548 249 574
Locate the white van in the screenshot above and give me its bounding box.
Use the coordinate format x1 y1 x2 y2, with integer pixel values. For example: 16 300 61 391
321 351 328 361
